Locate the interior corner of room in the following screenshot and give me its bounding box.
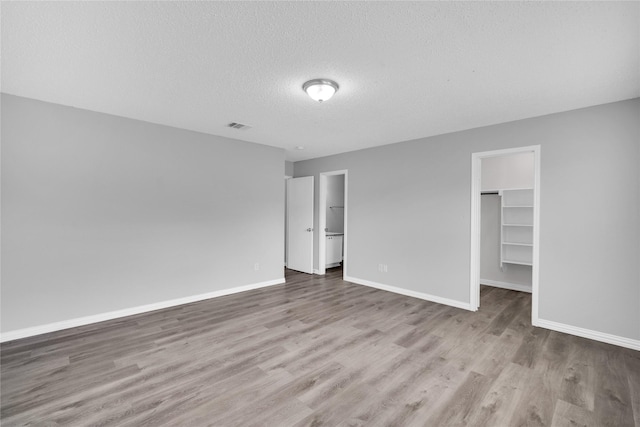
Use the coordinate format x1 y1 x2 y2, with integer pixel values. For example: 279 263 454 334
2 1 639 354
1 2 640 423
3 95 640 352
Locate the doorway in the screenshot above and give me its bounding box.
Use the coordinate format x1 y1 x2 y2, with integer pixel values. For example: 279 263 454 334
470 146 540 323
318 170 348 277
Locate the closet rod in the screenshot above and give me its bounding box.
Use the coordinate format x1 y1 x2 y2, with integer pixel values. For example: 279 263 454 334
330 206 344 208
481 191 499 195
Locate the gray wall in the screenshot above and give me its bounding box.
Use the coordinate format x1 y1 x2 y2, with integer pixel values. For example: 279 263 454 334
1 94 285 333
294 98 640 341
481 152 534 191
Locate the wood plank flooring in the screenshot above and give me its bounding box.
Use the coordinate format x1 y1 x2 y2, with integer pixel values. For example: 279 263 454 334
1 268 638 426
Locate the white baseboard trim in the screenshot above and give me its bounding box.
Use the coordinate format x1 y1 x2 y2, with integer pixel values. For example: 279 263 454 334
480 279 532 293
534 318 640 351
313 269 322 275
0 278 286 343
344 275 473 311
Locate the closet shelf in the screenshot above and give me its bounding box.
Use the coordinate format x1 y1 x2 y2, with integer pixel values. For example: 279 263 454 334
502 259 533 266
500 188 534 267
502 242 533 247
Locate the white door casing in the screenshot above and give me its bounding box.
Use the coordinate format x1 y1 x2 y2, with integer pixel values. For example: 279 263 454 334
287 176 314 274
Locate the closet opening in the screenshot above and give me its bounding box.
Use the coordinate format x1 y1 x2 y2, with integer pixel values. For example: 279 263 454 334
318 170 348 277
470 146 541 324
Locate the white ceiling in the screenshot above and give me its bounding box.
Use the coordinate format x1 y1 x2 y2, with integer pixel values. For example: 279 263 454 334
2 2 638 162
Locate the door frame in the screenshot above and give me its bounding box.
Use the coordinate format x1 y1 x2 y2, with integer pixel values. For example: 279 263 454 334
284 175 292 268
318 170 348 276
469 145 541 324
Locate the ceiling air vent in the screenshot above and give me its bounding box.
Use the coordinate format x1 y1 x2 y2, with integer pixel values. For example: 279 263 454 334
227 122 252 130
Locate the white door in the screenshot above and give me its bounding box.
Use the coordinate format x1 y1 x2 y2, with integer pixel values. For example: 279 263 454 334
287 176 314 274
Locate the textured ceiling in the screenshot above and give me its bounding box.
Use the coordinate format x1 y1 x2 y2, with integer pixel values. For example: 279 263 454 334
2 2 639 161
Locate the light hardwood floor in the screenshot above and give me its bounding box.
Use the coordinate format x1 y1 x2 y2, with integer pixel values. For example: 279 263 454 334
1 268 638 426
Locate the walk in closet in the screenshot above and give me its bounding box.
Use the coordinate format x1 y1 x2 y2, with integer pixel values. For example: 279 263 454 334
480 153 534 292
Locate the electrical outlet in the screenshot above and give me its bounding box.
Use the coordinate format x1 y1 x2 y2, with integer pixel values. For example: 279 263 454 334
254 263 259 271
383 264 388 273
378 264 388 273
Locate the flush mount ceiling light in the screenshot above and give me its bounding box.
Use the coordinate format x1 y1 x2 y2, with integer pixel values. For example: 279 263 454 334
302 79 339 102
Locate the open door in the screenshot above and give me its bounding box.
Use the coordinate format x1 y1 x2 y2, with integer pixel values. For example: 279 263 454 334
287 176 314 274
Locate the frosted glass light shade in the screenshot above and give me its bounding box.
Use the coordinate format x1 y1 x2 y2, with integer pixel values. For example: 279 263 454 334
303 79 339 102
